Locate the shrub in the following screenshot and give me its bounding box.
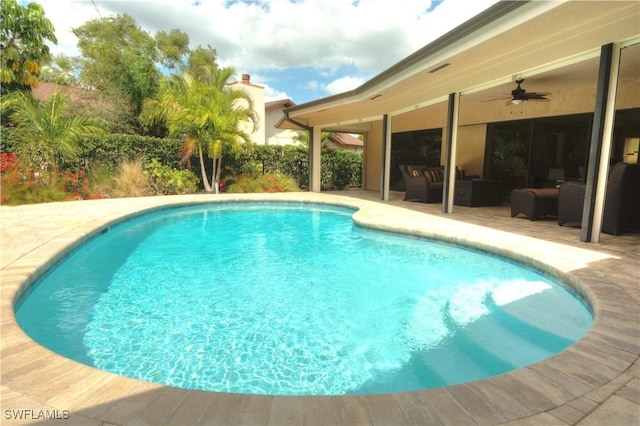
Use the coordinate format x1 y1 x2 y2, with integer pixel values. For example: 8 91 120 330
144 159 199 195
321 149 362 190
87 162 116 199
225 172 300 193
111 158 150 197
221 144 361 191
0 153 70 205
69 134 183 172
58 169 92 200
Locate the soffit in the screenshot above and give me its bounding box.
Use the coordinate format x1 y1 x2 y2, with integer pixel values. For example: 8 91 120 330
286 1 640 130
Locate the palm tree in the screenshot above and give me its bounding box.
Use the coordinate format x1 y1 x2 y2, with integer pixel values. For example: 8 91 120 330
293 130 335 148
1 90 106 186
142 66 258 193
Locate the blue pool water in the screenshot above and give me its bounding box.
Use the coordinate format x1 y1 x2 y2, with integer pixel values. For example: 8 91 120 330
16 202 592 395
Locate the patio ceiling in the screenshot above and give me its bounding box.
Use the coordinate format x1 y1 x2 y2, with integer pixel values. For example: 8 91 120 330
284 0 640 132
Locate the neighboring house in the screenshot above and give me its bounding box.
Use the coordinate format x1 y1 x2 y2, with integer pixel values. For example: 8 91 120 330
228 74 266 145
265 99 304 146
230 75 307 146
323 133 363 152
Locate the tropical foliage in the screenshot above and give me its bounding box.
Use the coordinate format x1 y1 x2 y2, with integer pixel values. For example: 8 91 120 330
225 172 300 193
0 10 359 205
1 90 106 185
144 158 199 195
142 66 258 193
72 14 160 119
0 0 57 92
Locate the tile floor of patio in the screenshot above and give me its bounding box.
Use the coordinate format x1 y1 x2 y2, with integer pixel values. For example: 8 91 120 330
1 191 638 425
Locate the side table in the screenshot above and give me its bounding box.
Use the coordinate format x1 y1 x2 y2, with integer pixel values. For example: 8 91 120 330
454 180 505 207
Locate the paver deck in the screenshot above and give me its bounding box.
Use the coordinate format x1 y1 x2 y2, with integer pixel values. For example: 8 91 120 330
1 191 638 425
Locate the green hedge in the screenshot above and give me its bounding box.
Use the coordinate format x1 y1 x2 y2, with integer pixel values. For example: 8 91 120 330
222 145 362 190
1 127 362 191
74 134 184 171
320 149 362 190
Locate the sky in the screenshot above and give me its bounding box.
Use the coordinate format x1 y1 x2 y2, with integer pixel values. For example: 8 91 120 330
35 0 500 105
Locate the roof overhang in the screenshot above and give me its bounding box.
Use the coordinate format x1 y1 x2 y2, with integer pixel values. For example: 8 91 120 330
284 0 640 130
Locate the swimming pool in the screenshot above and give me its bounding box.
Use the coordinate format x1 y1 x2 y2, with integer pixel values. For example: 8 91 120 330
16 202 593 396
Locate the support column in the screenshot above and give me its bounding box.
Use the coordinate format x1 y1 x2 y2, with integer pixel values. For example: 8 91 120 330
310 125 322 192
443 92 460 213
581 43 620 242
380 114 392 200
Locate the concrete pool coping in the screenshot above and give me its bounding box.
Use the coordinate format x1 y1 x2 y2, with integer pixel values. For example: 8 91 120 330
1 192 639 425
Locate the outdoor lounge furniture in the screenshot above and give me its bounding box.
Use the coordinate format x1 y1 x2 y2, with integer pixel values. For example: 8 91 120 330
399 165 444 203
558 162 640 235
454 179 505 207
400 164 466 203
510 188 559 220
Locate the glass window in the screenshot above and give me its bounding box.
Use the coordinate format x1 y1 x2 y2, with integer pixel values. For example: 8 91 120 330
486 114 591 191
390 129 442 190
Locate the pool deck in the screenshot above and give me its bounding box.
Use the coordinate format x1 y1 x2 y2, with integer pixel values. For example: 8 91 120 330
1 191 638 425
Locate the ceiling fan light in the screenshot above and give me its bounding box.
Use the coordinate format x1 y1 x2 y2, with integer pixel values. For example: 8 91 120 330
511 99 523 105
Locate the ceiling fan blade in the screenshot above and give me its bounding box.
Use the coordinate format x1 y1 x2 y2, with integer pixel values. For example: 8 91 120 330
526 97 551 102
525 93 551 101
525 92 551 98
482 96 510 102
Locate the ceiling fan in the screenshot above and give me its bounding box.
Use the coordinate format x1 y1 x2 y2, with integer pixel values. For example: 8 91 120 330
507 79 550 105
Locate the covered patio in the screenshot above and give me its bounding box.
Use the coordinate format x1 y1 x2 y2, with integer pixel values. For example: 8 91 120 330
281 0 640 243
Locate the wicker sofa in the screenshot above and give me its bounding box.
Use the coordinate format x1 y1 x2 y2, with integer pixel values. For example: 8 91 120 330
558 162 640 235
399 164 465 203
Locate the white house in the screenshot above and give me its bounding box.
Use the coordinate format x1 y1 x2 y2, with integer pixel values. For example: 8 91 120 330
229 74 305 146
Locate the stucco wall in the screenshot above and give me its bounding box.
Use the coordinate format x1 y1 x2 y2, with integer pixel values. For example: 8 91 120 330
361 78 639 191
364 120 384 191
265 108 304 145
381 79 639 131
231 82 266 145
391 104 448 132
455 125 488 178
461 79 639 126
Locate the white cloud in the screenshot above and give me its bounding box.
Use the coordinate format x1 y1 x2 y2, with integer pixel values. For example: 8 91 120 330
264 86 290 102
35 0 500 102
39 0 499 72
299 80 320 92
325 76 365 95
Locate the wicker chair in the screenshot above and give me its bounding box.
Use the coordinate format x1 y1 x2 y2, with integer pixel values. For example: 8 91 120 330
399 165 444 203
557 181 586 227
558 162 640 235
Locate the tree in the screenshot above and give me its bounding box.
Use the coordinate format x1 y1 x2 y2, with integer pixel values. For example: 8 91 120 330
293 130 334 147
73 14 160 118
187 45 219 83
155 29 190 73
142 67 258 193
1 90 106 185
0 0 57 92
39 53 80 85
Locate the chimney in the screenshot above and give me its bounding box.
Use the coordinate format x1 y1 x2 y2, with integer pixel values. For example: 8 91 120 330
242 73 250 84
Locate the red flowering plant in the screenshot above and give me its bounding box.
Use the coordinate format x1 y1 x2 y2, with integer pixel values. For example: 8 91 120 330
1 152 19 203
58 169 93 200
0 152 92 204
0 152 16 172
